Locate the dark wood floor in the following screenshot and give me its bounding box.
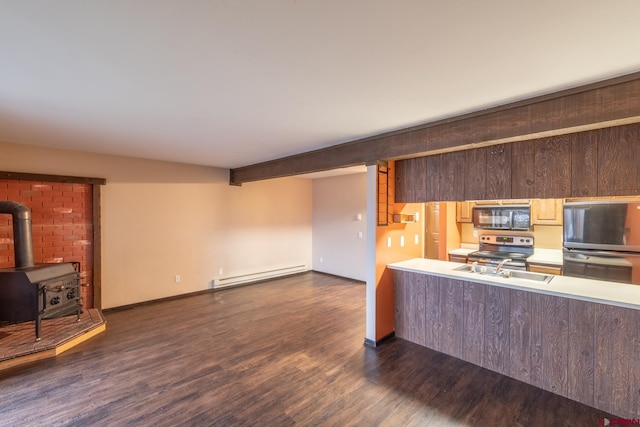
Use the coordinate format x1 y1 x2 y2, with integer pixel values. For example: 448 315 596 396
0 272 614 426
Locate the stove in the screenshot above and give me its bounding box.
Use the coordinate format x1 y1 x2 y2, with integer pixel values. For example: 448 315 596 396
467 234 534 271
0 201 82 341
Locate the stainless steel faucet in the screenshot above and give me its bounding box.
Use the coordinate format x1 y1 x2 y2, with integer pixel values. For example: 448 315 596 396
495 258 512 273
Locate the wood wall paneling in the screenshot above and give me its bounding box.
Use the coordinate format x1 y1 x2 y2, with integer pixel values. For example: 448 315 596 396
394 157 427 203
510 140 536 199
509 289 532 384
540 294 569 397
438 277 464 359
408 272 427 347
568 299 595 407
533 136 572 198
438 151 465 201
462 280 485 366
393 271 407 339
485 144 511 199
594 304 640 417
464 148 487 200
388 122 640 203
597 125 640 196
483 285 510 375
426 155 442 202
424 274 441 351
394 272 640 418
570 130 598 197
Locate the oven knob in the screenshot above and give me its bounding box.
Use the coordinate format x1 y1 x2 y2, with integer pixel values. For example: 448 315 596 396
50 296 60 305
520 238 524 242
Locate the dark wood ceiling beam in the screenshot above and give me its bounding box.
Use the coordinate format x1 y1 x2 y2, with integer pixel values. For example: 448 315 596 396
230 71 640 185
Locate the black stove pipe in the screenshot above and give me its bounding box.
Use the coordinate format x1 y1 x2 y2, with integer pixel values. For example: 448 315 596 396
0 201 35 269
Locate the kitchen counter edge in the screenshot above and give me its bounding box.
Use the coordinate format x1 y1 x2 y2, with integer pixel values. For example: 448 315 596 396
388 258 640 310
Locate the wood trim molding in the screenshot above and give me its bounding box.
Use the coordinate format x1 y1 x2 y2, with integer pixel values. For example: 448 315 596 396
0 171 106 185
230 71 640 185
92 184 102 309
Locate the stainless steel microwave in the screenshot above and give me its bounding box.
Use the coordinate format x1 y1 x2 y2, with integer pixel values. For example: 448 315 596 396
472 205 531 231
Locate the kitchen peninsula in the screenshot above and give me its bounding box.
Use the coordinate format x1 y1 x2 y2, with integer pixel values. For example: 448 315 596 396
389 258 640 418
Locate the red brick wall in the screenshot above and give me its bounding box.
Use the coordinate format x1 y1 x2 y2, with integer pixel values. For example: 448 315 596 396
0 180 94 308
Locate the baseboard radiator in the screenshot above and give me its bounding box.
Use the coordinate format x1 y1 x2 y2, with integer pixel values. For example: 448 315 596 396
213 265 308 289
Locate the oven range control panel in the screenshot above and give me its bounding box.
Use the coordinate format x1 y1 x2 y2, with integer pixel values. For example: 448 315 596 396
479 235 533 246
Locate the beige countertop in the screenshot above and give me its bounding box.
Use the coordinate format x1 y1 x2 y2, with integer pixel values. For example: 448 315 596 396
448 243 478 256
528 248 563 266
388 258 640 310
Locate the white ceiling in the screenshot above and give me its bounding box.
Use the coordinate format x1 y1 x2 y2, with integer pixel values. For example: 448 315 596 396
2 1 640 171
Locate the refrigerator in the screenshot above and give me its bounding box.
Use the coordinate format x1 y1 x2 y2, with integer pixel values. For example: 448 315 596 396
563 201 640 284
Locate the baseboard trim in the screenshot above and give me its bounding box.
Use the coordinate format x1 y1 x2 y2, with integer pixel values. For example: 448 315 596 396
364 332 395 348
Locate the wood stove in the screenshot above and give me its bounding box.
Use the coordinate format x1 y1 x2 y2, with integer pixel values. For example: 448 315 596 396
0 201 82 341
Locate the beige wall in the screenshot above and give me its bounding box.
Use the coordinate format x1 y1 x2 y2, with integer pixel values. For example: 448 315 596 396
312 173 367 281
0 141 312 308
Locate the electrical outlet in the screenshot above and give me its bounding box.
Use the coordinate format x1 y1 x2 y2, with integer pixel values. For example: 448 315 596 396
400 236 405 247
357 231 363 239
174 275 181 283
218 268 224 275
473 230 478 238
320 257 324 263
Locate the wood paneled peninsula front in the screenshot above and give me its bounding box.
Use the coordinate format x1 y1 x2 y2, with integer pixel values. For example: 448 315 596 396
389 258 640 418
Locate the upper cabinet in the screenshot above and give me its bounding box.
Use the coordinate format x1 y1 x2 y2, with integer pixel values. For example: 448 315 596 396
394 156 427 202
395 122 640 203
531 198 563 225
463 146 511 200
572 125 640 197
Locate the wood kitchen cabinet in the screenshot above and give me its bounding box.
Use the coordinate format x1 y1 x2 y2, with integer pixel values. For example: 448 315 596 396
527 262 562 275
530 198 563 225
427 152 465 201
449 253 468 263
571 124 640 197
534 136 572 198
395 157 427 203
396 122 640 203
485 144 511 200
463 145 511 201
456 201 474 223
596 125 640 196
394 270 640 418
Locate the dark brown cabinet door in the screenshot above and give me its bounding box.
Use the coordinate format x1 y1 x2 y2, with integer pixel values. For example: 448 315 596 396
464 147 487 200
395 157 428 202
511 140 536 199
597 124 640 196
486 144 511 199
571 130 598 197
438 151 465 201
534 136 571 198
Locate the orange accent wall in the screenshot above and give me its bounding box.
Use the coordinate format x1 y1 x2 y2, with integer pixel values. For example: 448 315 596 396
374 162 424 340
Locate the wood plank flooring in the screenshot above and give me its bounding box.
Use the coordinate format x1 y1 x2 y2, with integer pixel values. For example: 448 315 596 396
0 272 615 426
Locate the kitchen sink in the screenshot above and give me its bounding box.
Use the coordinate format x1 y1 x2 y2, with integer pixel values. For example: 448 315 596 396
453 264 554 284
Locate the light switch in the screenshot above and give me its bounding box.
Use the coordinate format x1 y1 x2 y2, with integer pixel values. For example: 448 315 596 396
387 237 392 247
400 236 405 247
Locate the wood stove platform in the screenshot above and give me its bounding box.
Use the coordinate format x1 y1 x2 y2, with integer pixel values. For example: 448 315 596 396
0 308 106 371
